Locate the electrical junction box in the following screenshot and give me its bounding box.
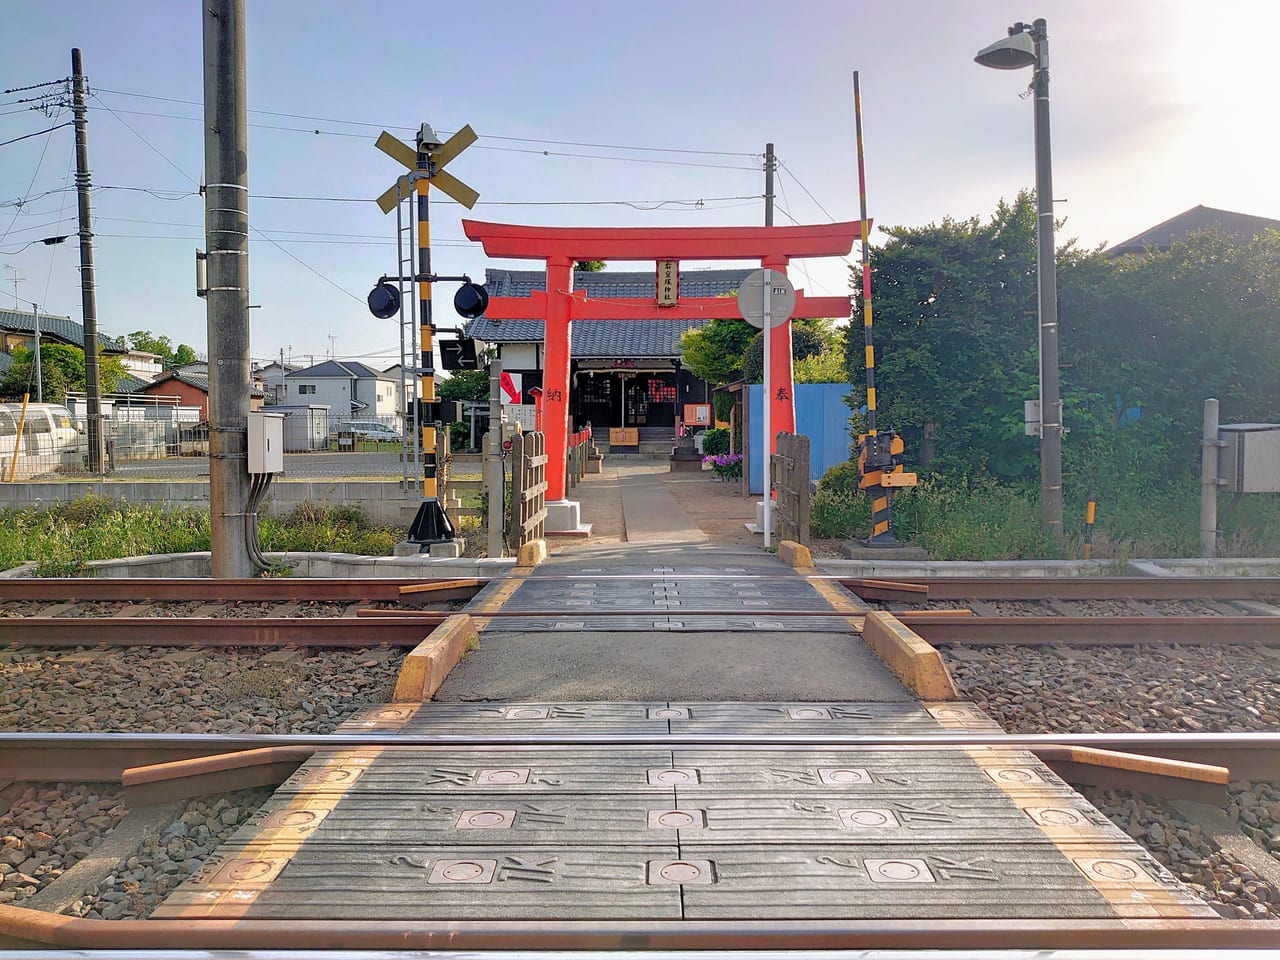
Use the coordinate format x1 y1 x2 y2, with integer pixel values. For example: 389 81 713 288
1218 423 1280 494
248 412 285 474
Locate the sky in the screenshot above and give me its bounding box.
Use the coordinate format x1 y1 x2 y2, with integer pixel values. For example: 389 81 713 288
1 0 1277 371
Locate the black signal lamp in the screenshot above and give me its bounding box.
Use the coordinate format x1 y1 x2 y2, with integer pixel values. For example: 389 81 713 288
367 282 401 319
453 282 489 319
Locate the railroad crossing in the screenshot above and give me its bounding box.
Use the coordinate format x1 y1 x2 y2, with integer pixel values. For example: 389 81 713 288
143 544 1215 932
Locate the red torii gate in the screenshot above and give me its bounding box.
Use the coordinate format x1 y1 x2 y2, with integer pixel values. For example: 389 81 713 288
462 219 862 530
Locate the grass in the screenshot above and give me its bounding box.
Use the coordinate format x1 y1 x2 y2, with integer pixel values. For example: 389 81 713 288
811 472 1280 562
0 495 405 576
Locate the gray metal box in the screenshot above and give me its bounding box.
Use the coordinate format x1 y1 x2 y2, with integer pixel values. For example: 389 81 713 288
1218 423 1280 494
248 412 285 474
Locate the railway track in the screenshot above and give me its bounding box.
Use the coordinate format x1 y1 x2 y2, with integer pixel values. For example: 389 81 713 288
3 570 1280 947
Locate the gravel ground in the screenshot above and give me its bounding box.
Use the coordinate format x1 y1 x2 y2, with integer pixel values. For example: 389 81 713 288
0 648 406 733
69 788 272 920
1081 787 1280 919
0 783 127 905
1 599 412 618
943 641 1280 918
877 598 1249 616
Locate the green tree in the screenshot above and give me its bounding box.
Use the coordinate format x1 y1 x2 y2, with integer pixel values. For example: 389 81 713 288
0 344 126 404
126 330 200 369
740 321 830 383
844 191 1044 479
575 260 606 272
169 343 198 367
678 318 757 386
438 369 489 402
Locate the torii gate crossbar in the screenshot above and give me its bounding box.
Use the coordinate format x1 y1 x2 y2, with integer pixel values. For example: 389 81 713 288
462 219 863 527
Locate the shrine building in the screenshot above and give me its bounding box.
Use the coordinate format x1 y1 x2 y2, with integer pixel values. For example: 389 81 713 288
464 266 751 447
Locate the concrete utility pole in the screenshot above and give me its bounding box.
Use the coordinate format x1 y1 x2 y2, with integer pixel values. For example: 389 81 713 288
71 48 103 472
203 0 253 578
1200 398 1219 558
485 354 505 558
32 303 42 403
763 142 776 227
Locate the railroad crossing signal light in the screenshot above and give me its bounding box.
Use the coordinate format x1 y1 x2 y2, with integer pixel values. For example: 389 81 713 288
453 282 489 319
367 282 401 319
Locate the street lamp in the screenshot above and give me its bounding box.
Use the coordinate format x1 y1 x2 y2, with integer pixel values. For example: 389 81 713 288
976 18 1063 541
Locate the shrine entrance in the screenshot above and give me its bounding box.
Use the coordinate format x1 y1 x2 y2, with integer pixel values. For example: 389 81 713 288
463 219 861 532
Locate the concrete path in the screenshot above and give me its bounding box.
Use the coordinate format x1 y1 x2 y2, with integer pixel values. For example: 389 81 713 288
439 543 911 703
619 469 706 544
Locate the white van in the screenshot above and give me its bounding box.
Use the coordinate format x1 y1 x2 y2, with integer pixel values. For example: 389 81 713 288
0 403 84 478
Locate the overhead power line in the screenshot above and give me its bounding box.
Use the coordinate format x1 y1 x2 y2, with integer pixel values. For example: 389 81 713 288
0 122 72 149
777 159 840 224
91 86 758 158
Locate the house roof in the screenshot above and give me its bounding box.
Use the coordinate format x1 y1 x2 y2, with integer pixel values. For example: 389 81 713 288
1106 205 1280 257
134 369 264 398
468 267 749 356
286 359 394 380
113 373 151 394
0 307 126 352
465 317 710 358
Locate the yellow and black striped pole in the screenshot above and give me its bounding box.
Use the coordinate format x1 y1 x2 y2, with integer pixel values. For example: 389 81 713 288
404 132 453 544
416 150 436 501
853 71 915 545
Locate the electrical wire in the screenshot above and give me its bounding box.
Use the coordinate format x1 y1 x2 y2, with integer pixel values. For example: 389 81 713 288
777 159 840 223
0 123 73 149
91 87 759 157
88 101 366 303
90 96 200 186
42 148 75 307
1 79 67 96
0 106 65 249
86 102 762 171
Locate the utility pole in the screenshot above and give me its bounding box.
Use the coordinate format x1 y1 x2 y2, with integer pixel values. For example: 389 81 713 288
203 0 253 578
763 142 775 227
32 303 42 402
485 353 504 558
71 48 104 473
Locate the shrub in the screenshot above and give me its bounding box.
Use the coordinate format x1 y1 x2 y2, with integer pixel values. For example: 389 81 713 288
817 460 861 498
701 428 730 456
703 452 742 480
811 489 869 539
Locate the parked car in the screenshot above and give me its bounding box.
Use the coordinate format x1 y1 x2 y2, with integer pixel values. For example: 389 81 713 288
0 402 84 478
334 420 403 443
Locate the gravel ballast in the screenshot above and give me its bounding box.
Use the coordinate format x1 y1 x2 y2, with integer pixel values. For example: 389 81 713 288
943 640 1280 919
0 647 406 733
69 788 272 920
0 783 126 904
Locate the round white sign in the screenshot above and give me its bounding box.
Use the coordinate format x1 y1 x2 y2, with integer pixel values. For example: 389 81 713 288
736 269 796 329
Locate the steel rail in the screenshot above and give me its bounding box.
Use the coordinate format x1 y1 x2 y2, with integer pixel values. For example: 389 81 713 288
0 577 483 602
840 576 1280 601
0 950 1268 959
4 731 1279 749
0 616 445 646
902 615 1280 645
0 911 1272 950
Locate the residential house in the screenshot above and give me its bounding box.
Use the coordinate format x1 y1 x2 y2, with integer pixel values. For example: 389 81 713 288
119 350 164 381
254 359 301 404
1 305 127 370
130 369 264 422
284 360 400 424
381 363 418 414
1106 205 1280 258
464 267 749 440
